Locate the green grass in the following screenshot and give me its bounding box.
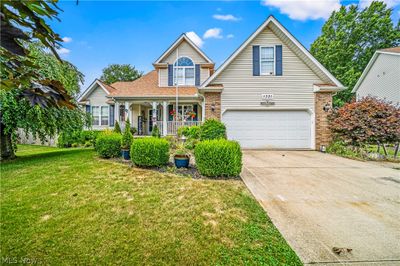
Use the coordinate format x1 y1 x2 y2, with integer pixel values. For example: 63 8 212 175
1 145 301 265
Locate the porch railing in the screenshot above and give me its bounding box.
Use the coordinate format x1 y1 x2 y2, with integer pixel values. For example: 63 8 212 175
166 121 202 135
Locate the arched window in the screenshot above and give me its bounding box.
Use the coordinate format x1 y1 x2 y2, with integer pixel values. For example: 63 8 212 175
174 57 195 85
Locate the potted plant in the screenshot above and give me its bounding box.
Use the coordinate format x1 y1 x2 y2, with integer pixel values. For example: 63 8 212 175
121 120 133 160
174 144 190 168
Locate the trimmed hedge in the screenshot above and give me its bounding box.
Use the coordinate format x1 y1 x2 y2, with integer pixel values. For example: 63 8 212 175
131 137 169 167
58 130 103 148
95 131 122 158
195 139 242 177
199 119 226 140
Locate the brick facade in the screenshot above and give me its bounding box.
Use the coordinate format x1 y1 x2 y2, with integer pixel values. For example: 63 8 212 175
314 91 333 150
204 92 221 120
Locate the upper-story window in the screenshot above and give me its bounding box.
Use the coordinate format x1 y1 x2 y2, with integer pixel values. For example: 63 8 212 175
174 57 195 85
260 47 274 75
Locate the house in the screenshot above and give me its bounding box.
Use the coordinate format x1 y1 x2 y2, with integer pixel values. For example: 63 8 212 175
352 47 400 105
78 16 344 150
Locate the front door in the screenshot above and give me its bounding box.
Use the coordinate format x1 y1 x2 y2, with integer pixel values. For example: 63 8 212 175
148 110 153 134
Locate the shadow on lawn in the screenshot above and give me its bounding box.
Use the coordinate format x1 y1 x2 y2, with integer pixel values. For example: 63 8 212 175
1 148 93 167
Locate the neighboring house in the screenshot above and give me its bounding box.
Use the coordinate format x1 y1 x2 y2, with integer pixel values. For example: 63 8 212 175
352 47 400 105
78 16 344 150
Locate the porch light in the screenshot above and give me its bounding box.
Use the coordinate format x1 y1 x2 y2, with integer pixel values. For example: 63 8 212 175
320 145 326 153
211 103 216 112
323 103 331 112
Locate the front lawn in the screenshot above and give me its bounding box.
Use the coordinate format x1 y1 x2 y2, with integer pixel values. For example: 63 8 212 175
1 145 301 265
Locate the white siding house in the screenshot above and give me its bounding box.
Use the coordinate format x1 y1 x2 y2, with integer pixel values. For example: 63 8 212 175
352 47 400 104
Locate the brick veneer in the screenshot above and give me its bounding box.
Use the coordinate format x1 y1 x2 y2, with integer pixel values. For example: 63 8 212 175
204 92 221 120
315 91 333 150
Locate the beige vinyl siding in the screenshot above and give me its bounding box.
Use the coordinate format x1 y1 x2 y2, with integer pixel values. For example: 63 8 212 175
212 26 324 112
158 68 168 87
356 53 400 104
85 85 111 129
161 40 208 64
200 67 210 84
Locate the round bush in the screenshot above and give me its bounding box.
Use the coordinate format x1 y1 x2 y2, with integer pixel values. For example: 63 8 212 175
194 139 242 177
95 131 122 158
131 137 170 167
200 119 226 140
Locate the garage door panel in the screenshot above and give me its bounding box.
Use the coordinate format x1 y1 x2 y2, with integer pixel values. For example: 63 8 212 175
222 110 311 149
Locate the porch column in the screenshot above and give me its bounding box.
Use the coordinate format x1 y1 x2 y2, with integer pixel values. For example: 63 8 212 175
202 100 206 122
115 101 120 123
162 101 168 136
124 101 130 123
152 102 157 134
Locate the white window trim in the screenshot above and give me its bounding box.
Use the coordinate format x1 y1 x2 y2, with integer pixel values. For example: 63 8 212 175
173 56 195 86
260 46 276 76
91 105 109 126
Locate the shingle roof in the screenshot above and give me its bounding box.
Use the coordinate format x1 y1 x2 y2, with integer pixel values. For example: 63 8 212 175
97 79 117 93
109 71 198 97
379 47 400 54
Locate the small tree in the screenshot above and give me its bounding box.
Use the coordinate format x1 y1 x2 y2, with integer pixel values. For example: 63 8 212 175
329 97 400 146
100 64 142 85
114 121 121 134
121 120 133 149
151 125 161 138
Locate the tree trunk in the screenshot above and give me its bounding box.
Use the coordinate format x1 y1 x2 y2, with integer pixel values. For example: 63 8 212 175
0 122 15 161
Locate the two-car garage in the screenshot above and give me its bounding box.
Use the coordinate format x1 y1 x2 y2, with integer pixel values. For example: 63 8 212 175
222 110 312 149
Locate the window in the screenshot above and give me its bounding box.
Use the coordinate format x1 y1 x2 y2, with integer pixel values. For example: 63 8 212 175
91 106 109 126
174 57 195 85
177 104 194 121
260 47 274 75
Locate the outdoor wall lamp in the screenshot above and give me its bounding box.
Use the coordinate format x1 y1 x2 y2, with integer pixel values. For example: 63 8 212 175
211 102 216 112
323 103 331 112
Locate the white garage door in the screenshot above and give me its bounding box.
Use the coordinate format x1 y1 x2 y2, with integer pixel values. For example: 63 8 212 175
222 110 312 149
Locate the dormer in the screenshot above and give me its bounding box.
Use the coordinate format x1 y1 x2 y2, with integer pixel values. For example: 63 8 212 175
153 34 214 87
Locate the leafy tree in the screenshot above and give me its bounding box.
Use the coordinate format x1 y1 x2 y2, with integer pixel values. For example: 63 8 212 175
100 64 142 85
0 44 88 160
328 97 400 145
311 1 400 106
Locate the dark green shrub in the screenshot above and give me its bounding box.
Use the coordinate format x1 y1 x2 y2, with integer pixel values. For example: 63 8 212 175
199 119 226 140
184 138 199 150
95 131 122 158
57 131 81 147
177 126 189 137
195 139 242 177
131 137 169 167
178 125 201 140
121 120 133 149
114 121 121 133
84 141 92 147
71 143 79 148
151 124 161 138
130 127 137 135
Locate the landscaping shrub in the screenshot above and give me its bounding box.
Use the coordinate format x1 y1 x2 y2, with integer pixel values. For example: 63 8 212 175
178 125 201 140
184 138 199 150
121 120 133 149
195 139 242 177
177 126 189 137
131 137 169 167
58 130 103 148
114 121 121 133
329 97 400 145
326 141 360 158
199 119 226 140
95 131 122 158
151 125 161 138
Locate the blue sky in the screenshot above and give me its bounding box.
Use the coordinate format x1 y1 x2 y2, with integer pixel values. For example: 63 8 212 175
50 0 400 91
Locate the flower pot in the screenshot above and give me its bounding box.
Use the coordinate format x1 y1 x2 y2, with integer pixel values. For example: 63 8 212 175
174 155 189 168
121 149 130 160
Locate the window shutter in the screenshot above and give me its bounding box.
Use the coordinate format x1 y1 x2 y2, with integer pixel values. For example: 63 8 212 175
86 105 91 113
193 104 198 121
252 46 260 76
168 104 173 121
195 64 200 86
276 45 283 76
109 105 115 127
168 64 173 86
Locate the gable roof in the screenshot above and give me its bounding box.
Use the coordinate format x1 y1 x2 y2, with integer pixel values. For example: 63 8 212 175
201 15 344 88
108 71 198 98
77 79 117 102
154 33 213 64
352 47 400 93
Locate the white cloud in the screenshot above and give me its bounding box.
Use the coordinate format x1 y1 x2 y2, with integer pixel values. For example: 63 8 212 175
359 0 400 8
261 0 341 20
227 34 234 39
186 31 204 48
213 14 241 21
62 36 73 43
203 28 223 39
56 47 70 55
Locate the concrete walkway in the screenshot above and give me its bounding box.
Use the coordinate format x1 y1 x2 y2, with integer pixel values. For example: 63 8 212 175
241 151 400 265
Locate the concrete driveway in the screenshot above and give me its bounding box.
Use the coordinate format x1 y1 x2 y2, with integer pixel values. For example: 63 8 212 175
241 151 400 265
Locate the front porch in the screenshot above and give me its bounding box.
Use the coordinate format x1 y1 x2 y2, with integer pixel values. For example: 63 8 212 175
114 100 204 136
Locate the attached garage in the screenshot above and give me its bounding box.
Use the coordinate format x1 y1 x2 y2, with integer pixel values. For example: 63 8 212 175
222 110 312 149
